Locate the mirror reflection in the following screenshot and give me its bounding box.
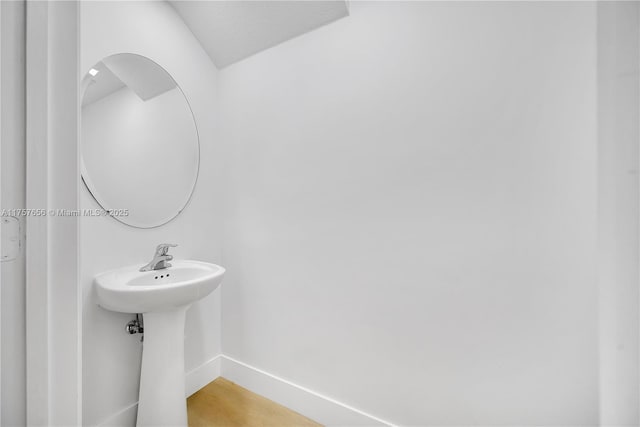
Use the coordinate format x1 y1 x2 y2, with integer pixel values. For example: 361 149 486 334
81 53 199 228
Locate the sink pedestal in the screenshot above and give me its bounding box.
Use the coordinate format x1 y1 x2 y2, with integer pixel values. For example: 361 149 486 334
94 260 225 426
137 307 189 427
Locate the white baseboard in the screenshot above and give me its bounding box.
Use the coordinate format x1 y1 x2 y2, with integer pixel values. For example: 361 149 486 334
97 354 393 427
96 402 137 427
186 354 222 397
220 355 395 427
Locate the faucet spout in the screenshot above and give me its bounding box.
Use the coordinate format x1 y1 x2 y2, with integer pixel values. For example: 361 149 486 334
140 244 177 272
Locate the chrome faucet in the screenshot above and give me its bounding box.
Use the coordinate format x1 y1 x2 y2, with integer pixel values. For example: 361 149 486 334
140 243 177 272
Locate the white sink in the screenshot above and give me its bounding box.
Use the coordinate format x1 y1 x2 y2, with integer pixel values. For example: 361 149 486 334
94 259 225 427
95 260 225 313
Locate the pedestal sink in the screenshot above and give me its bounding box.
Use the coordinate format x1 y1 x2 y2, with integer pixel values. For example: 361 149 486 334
94 260 225 427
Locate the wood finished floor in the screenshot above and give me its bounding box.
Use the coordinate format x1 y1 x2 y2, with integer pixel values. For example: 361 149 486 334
187 377 322 427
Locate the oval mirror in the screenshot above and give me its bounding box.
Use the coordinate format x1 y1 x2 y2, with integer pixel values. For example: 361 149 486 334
81 53 199 228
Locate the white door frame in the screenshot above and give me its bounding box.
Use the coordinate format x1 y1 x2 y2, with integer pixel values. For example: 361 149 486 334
25 1 81 425
0 1 27 424
0 2 4 423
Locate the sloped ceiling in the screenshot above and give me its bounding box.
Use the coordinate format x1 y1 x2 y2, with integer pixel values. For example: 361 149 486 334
103 54 176 101
83 55 177 106
169 1 349 68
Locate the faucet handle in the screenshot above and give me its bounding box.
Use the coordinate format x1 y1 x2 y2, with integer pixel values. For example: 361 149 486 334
155 243 177 256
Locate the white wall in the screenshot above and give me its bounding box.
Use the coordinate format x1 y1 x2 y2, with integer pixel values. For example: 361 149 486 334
598 2 640 424
219 2 599 425
81 2 221 425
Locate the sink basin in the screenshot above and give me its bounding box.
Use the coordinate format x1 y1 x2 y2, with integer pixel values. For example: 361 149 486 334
95 260 225 313
94 259 225 427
